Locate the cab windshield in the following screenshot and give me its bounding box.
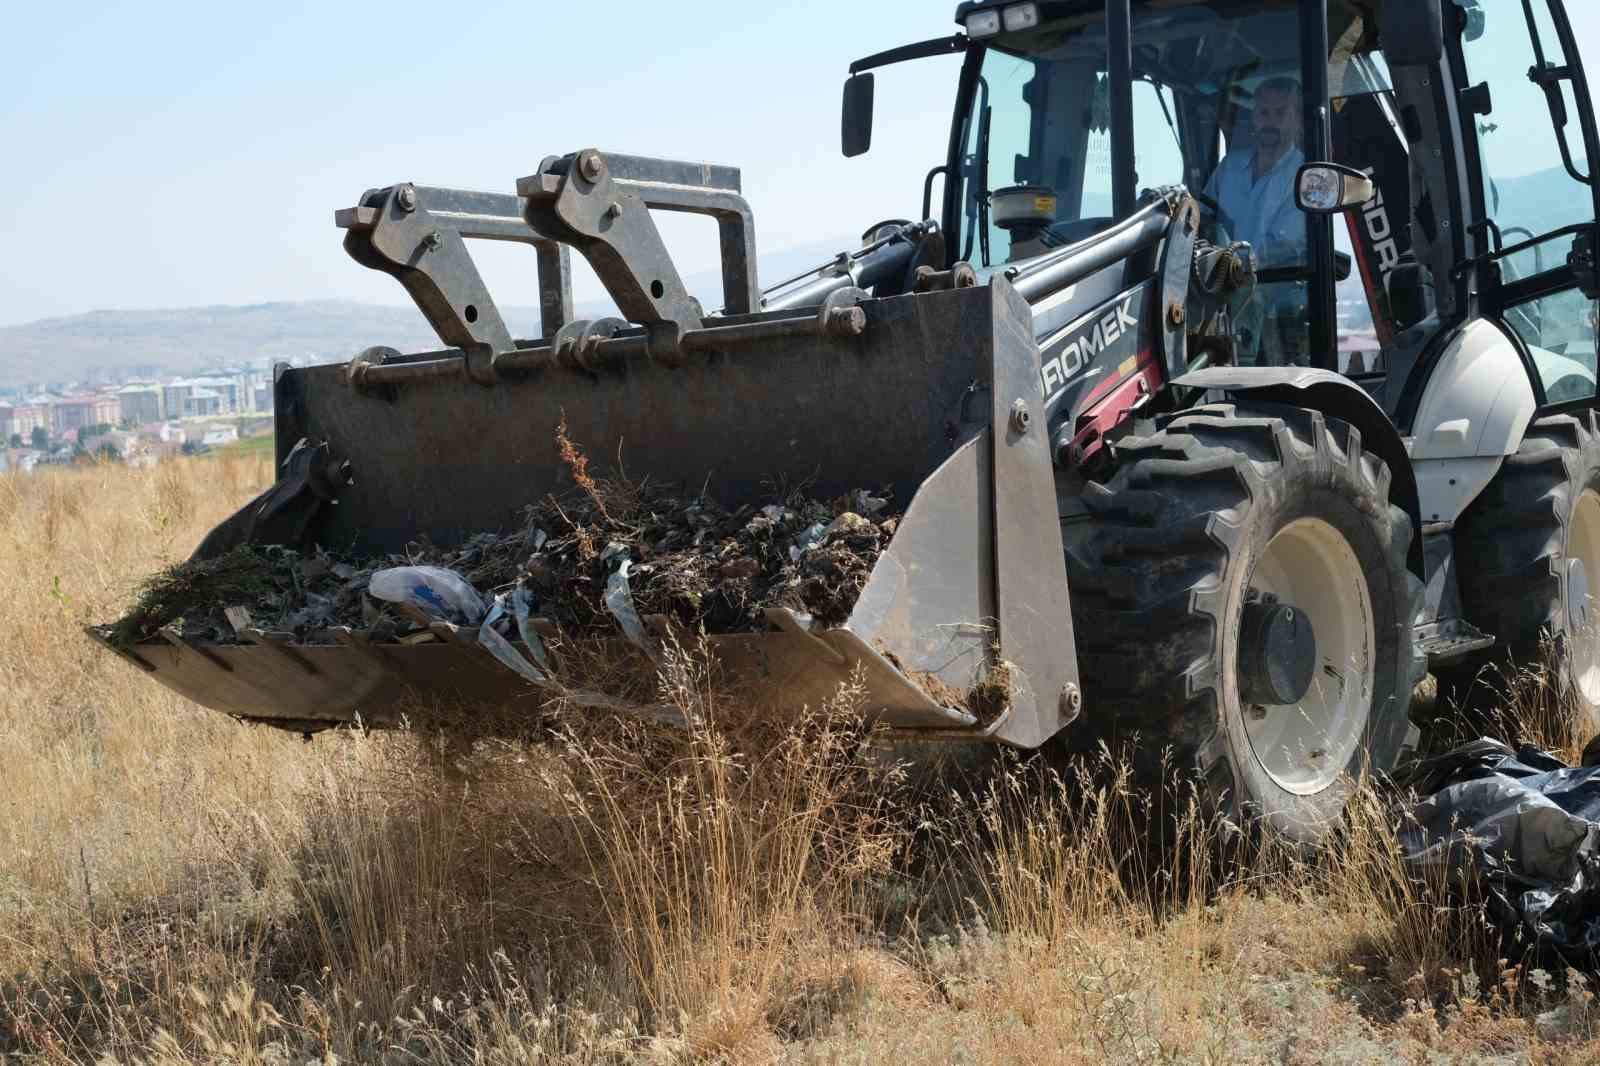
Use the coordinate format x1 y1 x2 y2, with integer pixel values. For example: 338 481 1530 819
956 0 1314 269
956 0 1398 368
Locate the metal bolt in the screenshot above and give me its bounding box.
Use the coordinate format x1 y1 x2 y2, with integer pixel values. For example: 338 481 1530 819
824 305 866 337
1167 301 1186 327
422 231 442 250
606 200 625 220
580 152 604 181
1060 683 1082 718
1009 399 1031 435
395 184 417 212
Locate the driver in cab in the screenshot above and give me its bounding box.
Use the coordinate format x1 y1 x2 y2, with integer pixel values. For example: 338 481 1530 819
1204 76 1309 270
1203 76 1311 365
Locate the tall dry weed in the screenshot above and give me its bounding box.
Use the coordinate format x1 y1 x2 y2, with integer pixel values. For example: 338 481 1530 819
9 454 1600 1063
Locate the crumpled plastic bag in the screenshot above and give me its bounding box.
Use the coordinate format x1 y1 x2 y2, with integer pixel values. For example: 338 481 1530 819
601 542 655 659
368 566 486 625
477 593 547 684
1397 737 1600 964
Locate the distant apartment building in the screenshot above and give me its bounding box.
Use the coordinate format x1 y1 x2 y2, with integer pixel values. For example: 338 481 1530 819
187 388 223 417
189 377 233 413
117 385 165 425
50 394 120 435
163 381 193 418
162 376 246 417
0 404 48 440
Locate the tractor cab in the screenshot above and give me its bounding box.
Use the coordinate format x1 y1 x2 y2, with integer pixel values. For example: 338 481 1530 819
846 0 1600 417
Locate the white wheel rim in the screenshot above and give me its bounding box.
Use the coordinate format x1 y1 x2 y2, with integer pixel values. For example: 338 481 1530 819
1568 489 1600 704
1239 517 1376 796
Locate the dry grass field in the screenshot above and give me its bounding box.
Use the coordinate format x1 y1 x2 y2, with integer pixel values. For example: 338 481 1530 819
4 456 1600 1063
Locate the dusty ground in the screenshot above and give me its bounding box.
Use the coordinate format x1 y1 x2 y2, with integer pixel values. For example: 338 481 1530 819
4 455 1600 1064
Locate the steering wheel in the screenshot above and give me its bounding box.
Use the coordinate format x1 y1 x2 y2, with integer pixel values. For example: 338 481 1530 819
1500 227 1541 284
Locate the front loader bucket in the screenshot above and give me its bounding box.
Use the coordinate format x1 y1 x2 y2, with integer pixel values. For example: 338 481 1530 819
105 276 1079 747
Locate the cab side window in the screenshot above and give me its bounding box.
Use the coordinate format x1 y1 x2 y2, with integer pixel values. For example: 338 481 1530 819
1459 0 1599 400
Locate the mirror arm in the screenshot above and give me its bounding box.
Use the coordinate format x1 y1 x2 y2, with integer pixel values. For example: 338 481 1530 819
848 34 967 76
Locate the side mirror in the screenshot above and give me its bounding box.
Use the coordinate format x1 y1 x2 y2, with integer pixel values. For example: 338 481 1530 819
1296 163 1376 214
842 73 875 158
1380 0 1444 68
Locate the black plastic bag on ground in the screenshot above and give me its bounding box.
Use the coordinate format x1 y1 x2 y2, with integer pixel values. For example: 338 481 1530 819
1397 738 1600 964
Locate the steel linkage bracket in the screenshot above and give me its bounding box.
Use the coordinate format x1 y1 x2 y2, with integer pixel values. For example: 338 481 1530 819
516 150 759 365
336 186 575 384
1155 192 1201 381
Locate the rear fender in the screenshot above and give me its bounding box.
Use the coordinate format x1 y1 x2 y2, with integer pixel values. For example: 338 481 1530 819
1173 366 1424 575
1404 320 1537 526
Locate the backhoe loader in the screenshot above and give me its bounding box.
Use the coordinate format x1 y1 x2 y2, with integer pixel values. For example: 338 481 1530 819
94 0 1600 840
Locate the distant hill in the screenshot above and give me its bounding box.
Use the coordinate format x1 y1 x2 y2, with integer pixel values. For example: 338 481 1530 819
1487 165 1590 240
0 237 859 389
0 301 510 388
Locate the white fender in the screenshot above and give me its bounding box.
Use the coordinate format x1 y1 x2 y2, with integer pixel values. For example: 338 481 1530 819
1408 320 1536 523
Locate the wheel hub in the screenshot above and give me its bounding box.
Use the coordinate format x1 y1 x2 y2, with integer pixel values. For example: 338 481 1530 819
1238 600 1317 705
1237 517 1376 796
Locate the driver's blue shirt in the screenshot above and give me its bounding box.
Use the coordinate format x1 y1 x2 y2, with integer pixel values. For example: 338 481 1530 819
1203 146 1307 269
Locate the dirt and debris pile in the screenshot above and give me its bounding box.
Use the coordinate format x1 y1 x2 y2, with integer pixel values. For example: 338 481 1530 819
103 482 901 647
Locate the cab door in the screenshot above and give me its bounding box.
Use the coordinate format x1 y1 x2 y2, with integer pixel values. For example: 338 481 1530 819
1455 0 1600 408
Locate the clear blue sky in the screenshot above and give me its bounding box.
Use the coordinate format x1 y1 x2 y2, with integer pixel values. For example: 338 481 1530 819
2 1 1596 328
0 1 961 326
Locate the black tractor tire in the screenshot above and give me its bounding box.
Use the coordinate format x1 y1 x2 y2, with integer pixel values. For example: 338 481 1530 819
1449 411 1600 729
1064 402 1423 841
